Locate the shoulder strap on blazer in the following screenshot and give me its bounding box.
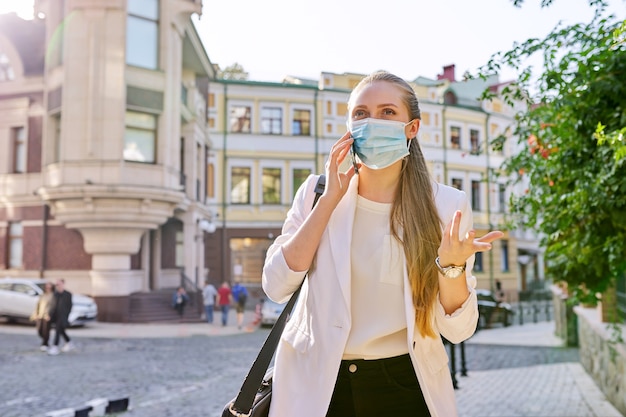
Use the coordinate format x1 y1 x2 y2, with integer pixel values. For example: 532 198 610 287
227 174 325 417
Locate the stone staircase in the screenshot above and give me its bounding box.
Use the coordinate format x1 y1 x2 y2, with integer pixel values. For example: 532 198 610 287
128 288 204 323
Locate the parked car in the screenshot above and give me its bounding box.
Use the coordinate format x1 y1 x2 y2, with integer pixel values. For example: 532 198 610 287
260 299 287 327
476 289 515 329
0 278 98 326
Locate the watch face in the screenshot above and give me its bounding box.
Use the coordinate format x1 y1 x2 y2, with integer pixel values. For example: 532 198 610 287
445 267 464 279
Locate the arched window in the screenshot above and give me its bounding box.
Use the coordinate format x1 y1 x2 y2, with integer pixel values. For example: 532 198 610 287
0 52 15 81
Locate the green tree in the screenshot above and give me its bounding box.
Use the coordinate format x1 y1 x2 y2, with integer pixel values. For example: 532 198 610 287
218 62 249 80
479 1 626 306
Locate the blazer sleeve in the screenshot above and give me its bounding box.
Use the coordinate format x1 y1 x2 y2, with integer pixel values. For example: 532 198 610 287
262 174 319 304
433 185 480 343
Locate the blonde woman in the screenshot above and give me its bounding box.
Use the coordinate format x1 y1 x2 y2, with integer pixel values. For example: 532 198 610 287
262 71 503 417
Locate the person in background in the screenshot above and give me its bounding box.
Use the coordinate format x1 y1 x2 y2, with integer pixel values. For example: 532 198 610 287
231 280 249 330
202 280 218 324
262 71 504 417
48 279 73 356
217 281 233 327
172 286 189 321
31 281 54 352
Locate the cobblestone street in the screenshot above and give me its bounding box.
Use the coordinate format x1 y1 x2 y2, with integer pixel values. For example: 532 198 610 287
0 319 592 417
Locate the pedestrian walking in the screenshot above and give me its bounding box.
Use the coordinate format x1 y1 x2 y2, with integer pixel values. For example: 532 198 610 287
231 280 248 330
30 281 54 351
48 279 73 355
262 70 504 417
202 280 217 324
217 281 233 327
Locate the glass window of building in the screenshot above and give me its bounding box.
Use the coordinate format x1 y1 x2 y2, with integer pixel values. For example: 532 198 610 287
230 106 251 133
292 168 311 197
261 107 282 135
12 127 26 173
124 111 156 163
470 129 480 154
474 251 483 272
451 178 463 190
498 183 507 212
8 222 23 269
175 231 184 267
471 180 481 211
126 0 159 69
501 240 509 272
0 52 15 81
262 168 281 204
231 167 251 204
292 109 311 136
450 126 461 149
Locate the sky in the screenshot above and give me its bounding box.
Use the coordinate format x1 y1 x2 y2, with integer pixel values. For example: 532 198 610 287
2 0 624 83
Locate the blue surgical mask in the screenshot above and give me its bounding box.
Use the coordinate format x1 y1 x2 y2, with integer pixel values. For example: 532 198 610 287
348 118 413 169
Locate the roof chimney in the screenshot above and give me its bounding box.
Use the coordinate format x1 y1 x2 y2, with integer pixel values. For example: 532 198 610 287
437 64 456 82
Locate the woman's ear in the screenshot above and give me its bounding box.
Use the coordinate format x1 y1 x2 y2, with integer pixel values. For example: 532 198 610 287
406 119 420 139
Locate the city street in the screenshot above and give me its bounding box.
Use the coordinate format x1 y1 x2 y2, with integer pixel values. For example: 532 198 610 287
0 315 620 417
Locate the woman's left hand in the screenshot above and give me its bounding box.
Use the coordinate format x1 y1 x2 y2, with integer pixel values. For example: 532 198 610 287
437 210 504 267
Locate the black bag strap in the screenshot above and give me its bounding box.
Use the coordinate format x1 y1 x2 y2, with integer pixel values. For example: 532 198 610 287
227 175 326 417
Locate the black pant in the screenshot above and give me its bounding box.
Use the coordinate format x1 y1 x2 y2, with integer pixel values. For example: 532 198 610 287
175 302 186 317
53 319 70 346
326 354 431 417
36 319 51 346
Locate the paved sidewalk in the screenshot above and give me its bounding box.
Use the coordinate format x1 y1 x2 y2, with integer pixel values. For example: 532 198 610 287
457 322 623 417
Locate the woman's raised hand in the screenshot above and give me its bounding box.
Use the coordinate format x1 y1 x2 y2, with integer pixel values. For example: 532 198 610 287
437 210 504 267
323 132 359 206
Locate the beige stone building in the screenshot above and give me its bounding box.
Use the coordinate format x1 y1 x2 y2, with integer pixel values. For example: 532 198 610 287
0 0 542 322
0 0 216 321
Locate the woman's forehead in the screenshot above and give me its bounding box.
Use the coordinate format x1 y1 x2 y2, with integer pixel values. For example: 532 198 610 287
351 81 405 108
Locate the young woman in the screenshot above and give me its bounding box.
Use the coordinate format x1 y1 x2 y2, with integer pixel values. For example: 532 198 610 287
262 71 503 417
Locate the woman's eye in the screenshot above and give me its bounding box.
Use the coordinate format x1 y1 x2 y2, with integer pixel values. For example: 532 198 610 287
382 108 396 116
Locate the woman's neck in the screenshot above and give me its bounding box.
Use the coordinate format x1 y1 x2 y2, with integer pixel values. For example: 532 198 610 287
357 165 401 203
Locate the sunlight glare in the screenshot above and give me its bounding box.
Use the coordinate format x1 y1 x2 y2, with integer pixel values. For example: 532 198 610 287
0 0 35 19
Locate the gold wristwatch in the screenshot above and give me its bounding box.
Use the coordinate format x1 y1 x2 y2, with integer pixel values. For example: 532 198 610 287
435 257 466 279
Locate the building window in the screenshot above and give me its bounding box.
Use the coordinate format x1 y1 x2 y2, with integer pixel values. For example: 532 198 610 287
126 0 159 69
262 168 281 204
470 129 480 154
501 240 509 272
261 107 282 135
471 180 481 211
450 126 461 149
451 178 463 190
498 183 507 213
474 252 483 272
53 115 61 163
0 52 15 81
8 222 23 269
12 127 26 173
206 163 215 198
292 109 311 136
124 111 156 163
292 168 311 197
175 231 184 267
230 106 251 133
231 167 251 204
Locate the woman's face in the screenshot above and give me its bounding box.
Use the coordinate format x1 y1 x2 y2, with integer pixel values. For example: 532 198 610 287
349 81 410 124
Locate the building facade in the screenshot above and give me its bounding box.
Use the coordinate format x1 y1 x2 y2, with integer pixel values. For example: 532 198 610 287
206 67 544 303
0 0 216 321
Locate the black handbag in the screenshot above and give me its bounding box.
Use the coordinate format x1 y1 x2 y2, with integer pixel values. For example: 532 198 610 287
222 175 325 417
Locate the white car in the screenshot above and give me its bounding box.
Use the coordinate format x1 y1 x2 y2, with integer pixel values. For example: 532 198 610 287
260 299 287 327
0 278 98 326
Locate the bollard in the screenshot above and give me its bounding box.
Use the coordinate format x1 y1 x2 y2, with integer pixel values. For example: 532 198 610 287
85 398 108 416
460 341 468 377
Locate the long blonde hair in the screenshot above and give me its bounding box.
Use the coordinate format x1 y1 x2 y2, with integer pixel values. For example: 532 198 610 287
349 71 443 338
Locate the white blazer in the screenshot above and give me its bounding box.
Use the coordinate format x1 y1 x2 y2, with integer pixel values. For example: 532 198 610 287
262 174 479 417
